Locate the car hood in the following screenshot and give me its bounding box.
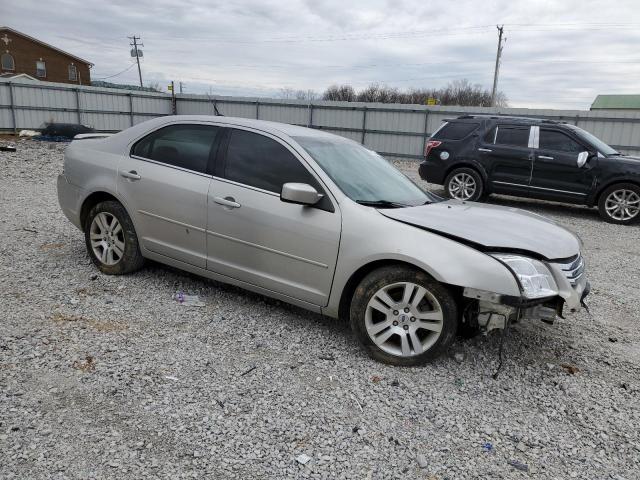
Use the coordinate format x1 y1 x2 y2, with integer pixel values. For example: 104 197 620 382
379 200 581 260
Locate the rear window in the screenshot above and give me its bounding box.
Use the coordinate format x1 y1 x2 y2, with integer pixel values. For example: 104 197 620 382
492 126 530 148
432 122 479 140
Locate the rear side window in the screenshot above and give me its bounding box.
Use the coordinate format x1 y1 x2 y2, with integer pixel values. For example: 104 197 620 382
132 124 220 173
493 126 530 148
539 129 583 153
432 122 479 140
224 129 319 193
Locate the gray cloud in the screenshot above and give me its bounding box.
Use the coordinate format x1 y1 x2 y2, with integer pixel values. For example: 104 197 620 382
5 0 640 108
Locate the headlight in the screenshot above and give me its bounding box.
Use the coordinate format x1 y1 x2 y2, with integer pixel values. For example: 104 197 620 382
491 254 558 299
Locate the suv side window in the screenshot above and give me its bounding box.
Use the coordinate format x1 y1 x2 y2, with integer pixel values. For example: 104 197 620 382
493 126 530 148
132 124 220 174
433 121 479 140
225 129 318 193
539 129 583 153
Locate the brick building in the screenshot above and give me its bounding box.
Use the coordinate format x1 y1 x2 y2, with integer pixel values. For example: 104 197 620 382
0 27 92 85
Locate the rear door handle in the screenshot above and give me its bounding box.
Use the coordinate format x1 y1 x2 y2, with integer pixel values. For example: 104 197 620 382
538 155 554 160
478 148 492 153
120 170 141 180
213 196 241 209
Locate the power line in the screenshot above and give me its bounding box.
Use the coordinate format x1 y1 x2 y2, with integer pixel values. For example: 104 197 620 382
93 63 136 80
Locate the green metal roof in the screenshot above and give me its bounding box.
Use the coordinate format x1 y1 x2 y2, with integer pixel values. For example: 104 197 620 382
591 94 640 110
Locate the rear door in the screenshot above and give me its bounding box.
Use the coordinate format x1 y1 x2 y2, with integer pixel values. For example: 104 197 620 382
529 127 597 202
480 124 533 195
205 127 341 306
118 123 221 268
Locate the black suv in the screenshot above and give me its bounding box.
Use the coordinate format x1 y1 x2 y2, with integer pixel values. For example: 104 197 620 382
419 115 640 224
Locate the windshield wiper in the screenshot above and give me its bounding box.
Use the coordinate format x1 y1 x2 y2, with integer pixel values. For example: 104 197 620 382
356 199 410 208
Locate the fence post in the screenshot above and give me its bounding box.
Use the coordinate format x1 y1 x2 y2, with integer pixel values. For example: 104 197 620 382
75 88 82 124
361 107 367 144
308 102 314 128
255 100 260 119
128 93 134 126
8 82 17 135
422 109 430 156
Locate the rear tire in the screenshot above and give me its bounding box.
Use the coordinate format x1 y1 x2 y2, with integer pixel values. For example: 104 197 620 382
84 200 144 275
444 167 486 201
350 266 458 366
597 183 640 225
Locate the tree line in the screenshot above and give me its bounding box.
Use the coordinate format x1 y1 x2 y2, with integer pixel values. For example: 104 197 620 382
280 79 507 107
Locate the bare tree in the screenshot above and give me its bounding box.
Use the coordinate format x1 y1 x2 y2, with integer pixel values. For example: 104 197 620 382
278 87 297 99
322 84 357 102
295 89 319 101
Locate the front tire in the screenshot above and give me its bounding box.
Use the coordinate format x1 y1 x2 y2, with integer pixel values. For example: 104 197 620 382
84 200 144 274
444 167 485 201
598 183 640 225
350 266 458 366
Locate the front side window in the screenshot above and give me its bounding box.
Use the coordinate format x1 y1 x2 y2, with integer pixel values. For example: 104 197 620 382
224 129 318 193
494 126 530 148
68 64 77 81
131 124 220 173
565 125 618 155
1 53 14 71
36 60 46 77
294 136 433 206
539 130 583 153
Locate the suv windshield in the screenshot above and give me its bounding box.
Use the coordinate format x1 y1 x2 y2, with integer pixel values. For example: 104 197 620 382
294 136 434 207
565 125 619 156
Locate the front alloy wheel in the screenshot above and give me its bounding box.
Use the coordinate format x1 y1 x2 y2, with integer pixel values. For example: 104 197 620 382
350 266 457 365
598 183 640 225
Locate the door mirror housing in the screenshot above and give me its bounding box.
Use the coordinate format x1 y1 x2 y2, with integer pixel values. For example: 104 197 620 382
577 151 590 168
281 183 323 206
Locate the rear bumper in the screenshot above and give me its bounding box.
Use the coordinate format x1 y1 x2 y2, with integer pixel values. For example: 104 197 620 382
57 174 84 230
418 159 446 185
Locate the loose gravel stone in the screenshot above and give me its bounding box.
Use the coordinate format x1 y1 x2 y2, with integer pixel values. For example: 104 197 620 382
0 140 638 479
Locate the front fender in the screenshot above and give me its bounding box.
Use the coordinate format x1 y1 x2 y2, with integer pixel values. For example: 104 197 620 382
324 203 520 317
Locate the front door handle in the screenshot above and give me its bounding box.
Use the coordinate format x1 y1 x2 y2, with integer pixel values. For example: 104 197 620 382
121 170 141 180
213 196 241 209
538 155 554 160
478 148 493 153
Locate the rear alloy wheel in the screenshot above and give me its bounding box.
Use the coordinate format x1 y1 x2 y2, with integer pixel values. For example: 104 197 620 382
598 183 640 225
444 167 485 201
85 200 145 274
350 266 457 366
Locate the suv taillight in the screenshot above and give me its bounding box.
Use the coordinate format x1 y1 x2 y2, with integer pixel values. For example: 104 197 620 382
425 140 442 157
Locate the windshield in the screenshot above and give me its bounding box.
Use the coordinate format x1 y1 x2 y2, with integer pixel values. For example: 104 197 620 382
565 125 619 156
294 136 434 206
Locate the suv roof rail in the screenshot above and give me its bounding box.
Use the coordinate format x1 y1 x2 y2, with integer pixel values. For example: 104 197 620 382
454 114 571 125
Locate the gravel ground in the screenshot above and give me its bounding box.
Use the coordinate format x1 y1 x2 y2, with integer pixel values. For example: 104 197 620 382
1 139 639 479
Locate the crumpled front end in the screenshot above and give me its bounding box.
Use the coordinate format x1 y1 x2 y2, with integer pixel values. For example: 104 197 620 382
461 253 590 333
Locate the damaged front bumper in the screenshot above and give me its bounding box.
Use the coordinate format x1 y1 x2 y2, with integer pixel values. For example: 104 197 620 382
462 257 590 333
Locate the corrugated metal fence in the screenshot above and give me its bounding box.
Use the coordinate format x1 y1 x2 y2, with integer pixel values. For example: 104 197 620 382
2 78 640 159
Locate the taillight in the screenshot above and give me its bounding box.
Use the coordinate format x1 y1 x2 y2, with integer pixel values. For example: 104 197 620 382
425 140 442 157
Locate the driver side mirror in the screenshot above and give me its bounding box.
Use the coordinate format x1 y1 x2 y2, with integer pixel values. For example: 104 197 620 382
280 183 323 206
577 151 590 168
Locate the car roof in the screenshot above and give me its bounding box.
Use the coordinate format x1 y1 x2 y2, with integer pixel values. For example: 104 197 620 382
158 115 337 139
453 114 568 126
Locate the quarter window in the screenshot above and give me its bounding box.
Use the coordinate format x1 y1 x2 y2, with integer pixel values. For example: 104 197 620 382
1 53 14 71
539 130 583 153
131 124 220 174
36 60 46 77
224 129 318 194
68 64 78 81
494 126 530 148
432 121 479 140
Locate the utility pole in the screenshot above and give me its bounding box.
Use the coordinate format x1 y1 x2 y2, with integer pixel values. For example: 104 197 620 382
179 81 185 94
491 25 505 107
128 35 144 87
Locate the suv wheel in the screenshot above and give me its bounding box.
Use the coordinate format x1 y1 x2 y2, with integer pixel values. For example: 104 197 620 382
350 266 458 366
598 183 640 225
85 200 145 274
444 167 485 201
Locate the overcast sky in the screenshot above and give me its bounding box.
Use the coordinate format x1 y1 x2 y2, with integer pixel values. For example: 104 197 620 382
5 0 640 109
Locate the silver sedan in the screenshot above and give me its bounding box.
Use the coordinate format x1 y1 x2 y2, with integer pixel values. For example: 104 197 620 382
57 116 590 365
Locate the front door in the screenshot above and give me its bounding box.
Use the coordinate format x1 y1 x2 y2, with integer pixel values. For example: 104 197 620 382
480 124 533 195
117 123 222 268
206 128 341 306
530 128 597 203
